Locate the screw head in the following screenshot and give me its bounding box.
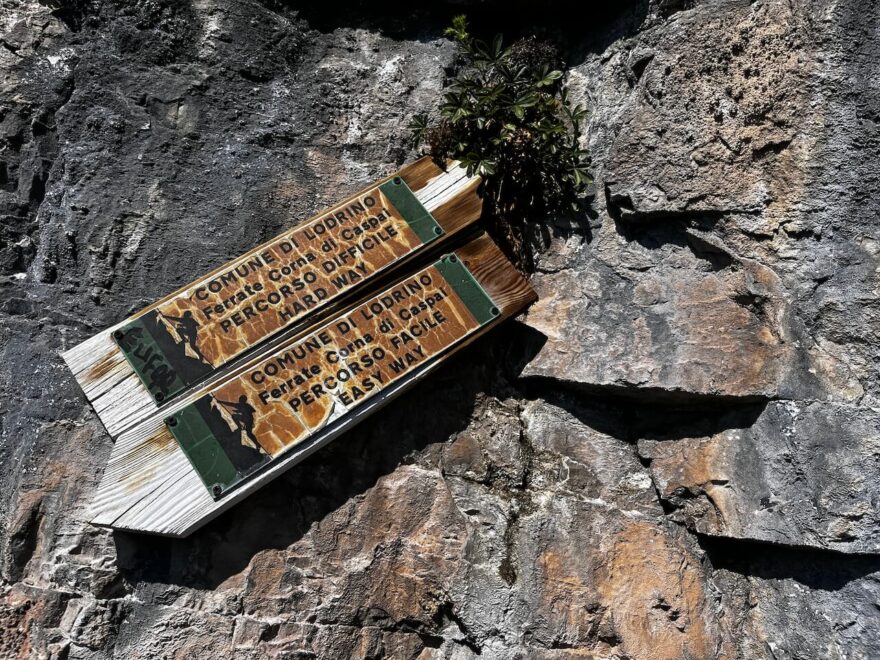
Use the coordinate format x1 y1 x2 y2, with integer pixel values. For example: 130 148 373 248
155 391 165 403
165 416 177 427
433 226 443 236
392 176 402 185
212 484 223 497
490 306 500 316
112 330 124 342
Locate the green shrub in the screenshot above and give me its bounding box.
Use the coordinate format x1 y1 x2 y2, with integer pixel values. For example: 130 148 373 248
410 15 591 270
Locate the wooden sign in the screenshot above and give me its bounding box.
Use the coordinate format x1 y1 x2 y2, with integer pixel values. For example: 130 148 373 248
167 254 498 497
112 177 444 402
89 233 535 537
62 159 481 438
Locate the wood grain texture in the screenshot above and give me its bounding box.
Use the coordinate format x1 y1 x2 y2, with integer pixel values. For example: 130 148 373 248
89 232 536 537
62 159 480 439
456 234 538 314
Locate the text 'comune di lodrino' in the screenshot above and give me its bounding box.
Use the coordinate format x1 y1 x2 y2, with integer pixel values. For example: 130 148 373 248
186 194 414 334
248 271 465 413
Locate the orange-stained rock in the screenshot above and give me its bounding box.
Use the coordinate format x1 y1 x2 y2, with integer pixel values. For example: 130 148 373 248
4 0 880 657
640 401 880 553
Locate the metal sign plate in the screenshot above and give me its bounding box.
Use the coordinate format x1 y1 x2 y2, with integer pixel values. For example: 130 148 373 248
165 255 498 498
113 177 443 404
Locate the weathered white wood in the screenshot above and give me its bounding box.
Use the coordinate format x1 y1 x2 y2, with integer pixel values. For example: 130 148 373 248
62 161 477 439
89 234 536 537
93 340 475 536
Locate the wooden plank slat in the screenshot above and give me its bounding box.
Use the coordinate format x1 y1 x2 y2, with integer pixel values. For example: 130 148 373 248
89 233 535 537
62 159 481 439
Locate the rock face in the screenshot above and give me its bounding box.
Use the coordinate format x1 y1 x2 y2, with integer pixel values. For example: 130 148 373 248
640 401 880 553
2 0 879 658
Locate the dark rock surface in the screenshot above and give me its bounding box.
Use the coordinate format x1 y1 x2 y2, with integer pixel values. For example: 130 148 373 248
2 0 879 657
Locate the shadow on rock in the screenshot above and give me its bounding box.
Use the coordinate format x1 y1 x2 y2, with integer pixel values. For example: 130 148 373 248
518 375 770 445
700 534 880 591
113 320 545 590
275 0 648 66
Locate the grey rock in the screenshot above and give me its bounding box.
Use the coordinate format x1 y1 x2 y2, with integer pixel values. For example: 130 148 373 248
524 242 797 400
640 400 880 553
2 0 880 657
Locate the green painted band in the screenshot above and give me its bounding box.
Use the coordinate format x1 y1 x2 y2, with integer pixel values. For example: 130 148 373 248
167 403 239 496
434 255 500 326
113 315 188 404
379 177 444 244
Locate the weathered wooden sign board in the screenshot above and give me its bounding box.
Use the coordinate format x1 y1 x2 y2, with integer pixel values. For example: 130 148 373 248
89 233 535 537
62 158 481 438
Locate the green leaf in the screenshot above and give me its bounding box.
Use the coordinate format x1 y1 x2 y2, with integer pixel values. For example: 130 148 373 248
425 19 592 268
477 160 496 176
445 15 470 44
492 34 503 59
516 92 538 107
573 167 592 187
407 113 429 146
537 70 564 87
